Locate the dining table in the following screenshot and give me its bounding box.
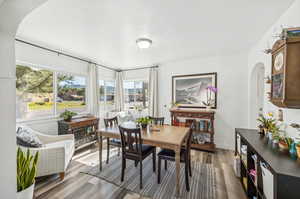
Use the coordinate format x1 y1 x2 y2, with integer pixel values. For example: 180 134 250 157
97 122 190 196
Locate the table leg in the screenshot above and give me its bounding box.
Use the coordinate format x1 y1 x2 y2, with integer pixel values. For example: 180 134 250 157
98 132 103 171
175 147 181 197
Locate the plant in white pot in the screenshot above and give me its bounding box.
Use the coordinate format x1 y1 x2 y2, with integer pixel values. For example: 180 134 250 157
17 147 39 199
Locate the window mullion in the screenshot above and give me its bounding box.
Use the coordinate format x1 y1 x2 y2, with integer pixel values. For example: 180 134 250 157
53 71 57 117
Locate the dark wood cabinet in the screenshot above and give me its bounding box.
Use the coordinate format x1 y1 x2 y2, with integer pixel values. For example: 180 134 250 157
235 128 300 199
170 108 215 152
58 116 99 150
270 32 300 108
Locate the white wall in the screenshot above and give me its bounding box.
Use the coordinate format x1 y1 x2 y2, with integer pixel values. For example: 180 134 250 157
248 0 300 137
158 52 249 150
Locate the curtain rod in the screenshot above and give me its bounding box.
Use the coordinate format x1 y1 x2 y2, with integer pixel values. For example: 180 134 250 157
15 38 118 72
121 65 159 72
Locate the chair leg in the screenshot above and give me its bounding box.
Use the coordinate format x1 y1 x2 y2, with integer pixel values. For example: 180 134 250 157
158 157 161 184
117 147 120 156
134 160 138 167
140 160 143 189
106 138 110 164
121 158 125 182
59 172 65 181
185 163 190 192
189 158 192 177
164 160 167 170
152 148 156 172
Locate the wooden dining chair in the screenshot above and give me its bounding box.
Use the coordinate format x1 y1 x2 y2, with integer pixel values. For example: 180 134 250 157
157 122 195 191
119 125 156 189
104 116 120 164
149 116 165 125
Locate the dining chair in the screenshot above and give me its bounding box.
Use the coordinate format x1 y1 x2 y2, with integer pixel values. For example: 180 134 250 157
149 116 165 125
104 116 120 164
157 122 195 191
119 125 156 189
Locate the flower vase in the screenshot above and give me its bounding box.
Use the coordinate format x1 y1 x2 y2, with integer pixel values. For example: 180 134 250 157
206 106 212 111
289 142 297 156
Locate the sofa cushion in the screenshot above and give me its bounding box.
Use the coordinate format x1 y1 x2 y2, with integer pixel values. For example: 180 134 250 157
16 126 43 148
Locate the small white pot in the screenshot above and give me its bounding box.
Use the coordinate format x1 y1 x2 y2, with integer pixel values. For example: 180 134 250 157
17 184 34 199
206 106 212 110
267 132 273 140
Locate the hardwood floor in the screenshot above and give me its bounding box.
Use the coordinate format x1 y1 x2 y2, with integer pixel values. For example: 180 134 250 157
34 144 247 199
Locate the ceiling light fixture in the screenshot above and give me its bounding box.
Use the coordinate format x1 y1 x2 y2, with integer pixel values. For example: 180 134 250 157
136 38 152 49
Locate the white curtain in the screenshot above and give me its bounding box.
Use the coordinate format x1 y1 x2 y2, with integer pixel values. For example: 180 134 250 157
115 71 124 111
88 63 100 117
148 67 158 117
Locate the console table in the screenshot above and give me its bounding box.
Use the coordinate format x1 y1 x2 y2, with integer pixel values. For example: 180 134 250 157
170 108 215 152
235 128 300 199
58 116 99 150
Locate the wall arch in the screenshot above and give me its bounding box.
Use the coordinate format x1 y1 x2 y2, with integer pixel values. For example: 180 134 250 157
249 62 265 128
0 0 48 197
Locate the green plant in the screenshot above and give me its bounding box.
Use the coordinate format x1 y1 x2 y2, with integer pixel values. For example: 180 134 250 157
17 147 39 192
257 113 276 131
60 110 77 121
136 117 152 125
279 136 293 148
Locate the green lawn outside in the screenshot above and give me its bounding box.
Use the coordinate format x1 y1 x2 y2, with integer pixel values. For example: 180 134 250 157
28 101 85 111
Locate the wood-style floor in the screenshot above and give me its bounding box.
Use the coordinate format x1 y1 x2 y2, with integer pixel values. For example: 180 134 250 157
34 144 247 199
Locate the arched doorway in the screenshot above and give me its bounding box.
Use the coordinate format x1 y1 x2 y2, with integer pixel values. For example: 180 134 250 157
250 63 265 128
0 0 48 197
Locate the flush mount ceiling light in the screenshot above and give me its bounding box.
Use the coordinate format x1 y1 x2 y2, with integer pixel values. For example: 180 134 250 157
136 38 152 49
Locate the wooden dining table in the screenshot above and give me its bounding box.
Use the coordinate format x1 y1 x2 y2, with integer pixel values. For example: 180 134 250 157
97 122 190 196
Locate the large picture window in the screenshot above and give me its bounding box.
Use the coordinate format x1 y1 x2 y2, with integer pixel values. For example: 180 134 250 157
99 80 115 115
57 73 87 113
124 80 148 110
16 64 87 120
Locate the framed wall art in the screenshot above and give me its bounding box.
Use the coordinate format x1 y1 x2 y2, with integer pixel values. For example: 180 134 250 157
172 72 217 109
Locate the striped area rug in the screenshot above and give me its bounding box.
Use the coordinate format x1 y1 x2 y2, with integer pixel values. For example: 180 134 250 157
81 155 216 199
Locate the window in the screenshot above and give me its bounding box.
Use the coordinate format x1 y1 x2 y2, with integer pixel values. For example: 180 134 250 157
57 73 87 113
99 80 115 114
16 64 87 120
16 65 54 120
124 80 148 110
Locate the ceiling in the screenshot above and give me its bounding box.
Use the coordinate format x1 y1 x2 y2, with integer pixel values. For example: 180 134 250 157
17 0 294 69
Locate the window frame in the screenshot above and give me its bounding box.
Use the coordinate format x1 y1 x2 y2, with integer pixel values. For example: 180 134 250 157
123 79 149 110
99 79 116 114
16 61 89 122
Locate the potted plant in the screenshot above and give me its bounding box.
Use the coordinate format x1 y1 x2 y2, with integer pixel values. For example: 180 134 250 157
17 147 39 199
257 113 276 136
268 122 280 142
171 102 180 109
202 86 217 110
136 117 152 129
60 110 77 122
278 136 293 151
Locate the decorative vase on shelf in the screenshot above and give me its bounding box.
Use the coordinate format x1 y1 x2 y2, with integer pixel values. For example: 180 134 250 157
289 142 297 156
267 132 273 140
206 106 212 110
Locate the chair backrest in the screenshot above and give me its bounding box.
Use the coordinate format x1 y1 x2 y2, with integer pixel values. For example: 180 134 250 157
185 121 196 156
104 116 118 128
149 116 165 125
118 125 143 156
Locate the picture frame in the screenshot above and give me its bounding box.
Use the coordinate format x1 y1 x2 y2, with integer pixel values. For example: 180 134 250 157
172 72 217 109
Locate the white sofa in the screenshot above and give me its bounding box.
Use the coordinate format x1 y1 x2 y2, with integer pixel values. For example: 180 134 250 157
17 125 75 180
